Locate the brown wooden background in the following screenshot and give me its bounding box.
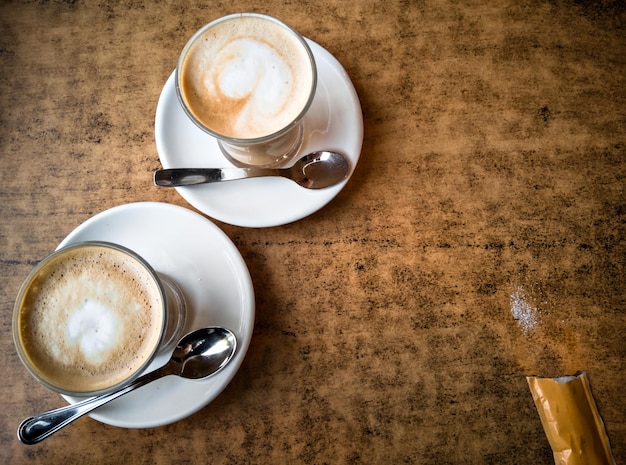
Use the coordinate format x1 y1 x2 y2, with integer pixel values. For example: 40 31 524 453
1 1 624 463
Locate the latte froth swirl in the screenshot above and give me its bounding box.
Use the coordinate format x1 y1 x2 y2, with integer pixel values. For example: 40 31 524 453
209 37 295 137
179 16 314 140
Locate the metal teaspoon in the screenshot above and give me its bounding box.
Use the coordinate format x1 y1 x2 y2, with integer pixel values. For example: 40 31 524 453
153 150 350 189
18 327 237 445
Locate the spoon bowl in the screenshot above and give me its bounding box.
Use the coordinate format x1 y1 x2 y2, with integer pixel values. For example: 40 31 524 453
18 327 237 445
154 150 350 189
172 327 237 379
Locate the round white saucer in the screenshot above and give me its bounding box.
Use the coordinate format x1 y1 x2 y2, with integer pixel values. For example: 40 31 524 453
56 202 255 428
155 39 363 228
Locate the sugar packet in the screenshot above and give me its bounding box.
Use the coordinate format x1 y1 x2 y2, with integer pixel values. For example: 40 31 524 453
527 372 616 465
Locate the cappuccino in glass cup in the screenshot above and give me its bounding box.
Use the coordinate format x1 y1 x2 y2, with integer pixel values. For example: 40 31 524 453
176 13 317 168
12 242 186 396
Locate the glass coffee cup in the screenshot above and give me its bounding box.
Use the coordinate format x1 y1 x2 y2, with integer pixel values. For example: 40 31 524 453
175 13 317 168
12 241 186 397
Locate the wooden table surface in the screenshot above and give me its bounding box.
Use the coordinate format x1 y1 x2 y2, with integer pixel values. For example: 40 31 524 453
1 1 624 463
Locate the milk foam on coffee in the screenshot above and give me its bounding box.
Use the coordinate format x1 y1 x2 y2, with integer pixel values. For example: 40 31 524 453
17 244 164 393
66 298 121 361
179 15 314 139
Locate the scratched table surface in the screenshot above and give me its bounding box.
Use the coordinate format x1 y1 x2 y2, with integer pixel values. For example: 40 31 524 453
0 1 624 464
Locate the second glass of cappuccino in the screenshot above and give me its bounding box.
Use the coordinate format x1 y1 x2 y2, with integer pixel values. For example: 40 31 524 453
176 13 317 168
13 242 187 397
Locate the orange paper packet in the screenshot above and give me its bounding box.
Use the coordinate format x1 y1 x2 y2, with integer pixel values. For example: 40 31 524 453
527 372 616 465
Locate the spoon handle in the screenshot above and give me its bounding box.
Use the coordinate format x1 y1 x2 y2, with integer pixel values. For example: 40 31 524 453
18 365 171 445
153 168 280 187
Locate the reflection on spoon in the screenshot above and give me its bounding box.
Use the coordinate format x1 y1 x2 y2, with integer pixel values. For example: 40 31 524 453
153 150 350 189
18 327 237 445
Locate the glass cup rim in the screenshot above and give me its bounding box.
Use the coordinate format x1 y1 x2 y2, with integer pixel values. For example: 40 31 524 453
174 12 318 145
12 241 167 397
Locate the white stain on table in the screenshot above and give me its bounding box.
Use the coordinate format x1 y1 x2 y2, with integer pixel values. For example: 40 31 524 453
510 285 539 333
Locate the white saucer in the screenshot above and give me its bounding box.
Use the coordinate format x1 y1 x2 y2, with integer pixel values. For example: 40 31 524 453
56 202 255 428
155 39 363 228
